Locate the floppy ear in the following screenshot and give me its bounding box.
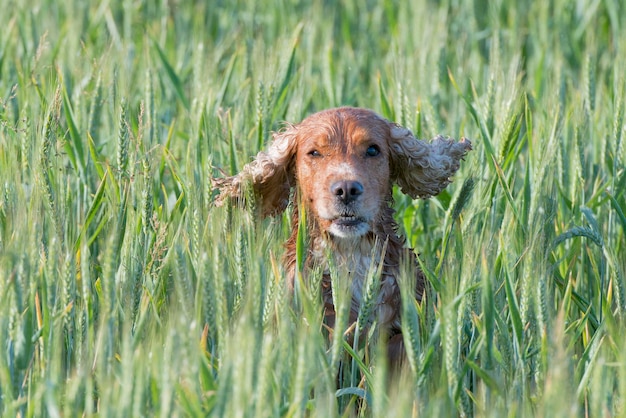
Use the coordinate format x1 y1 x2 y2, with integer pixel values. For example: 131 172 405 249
214 126 298 217
388 124 472 199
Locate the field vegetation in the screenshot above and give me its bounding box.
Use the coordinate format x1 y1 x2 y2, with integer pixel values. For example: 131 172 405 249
0 0 625 416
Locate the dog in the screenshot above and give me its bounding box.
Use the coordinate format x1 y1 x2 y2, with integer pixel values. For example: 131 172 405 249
214 107 471 364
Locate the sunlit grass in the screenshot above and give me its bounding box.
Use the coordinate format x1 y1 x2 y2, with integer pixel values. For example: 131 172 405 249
1 0 625 416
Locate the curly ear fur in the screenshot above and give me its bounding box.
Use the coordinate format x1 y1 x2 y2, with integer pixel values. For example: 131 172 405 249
388 124 472 199
213 126 298 217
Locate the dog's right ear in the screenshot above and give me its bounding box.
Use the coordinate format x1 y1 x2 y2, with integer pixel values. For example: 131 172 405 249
213 125 298 217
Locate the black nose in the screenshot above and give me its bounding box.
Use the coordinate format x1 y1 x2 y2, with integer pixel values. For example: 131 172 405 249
331 180 364 204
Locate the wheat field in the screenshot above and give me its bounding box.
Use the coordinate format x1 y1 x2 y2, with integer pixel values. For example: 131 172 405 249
0 0 625 416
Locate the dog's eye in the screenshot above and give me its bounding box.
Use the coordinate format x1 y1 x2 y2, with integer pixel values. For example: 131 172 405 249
308 150 322 157
366 145 380 157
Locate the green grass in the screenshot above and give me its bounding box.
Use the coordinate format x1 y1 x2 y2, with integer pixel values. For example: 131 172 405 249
1 0 625 416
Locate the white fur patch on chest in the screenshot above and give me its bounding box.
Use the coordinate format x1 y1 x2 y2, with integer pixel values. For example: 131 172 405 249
312 235 399 328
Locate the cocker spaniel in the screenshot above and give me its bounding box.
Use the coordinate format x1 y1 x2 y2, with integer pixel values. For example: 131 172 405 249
214 107 471 364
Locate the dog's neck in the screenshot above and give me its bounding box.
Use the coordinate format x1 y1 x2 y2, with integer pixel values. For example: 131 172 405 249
284 204 407 329
312 231 382 299
285 203 399 277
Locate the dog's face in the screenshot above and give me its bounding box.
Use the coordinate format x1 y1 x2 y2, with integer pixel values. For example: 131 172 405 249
215 106 472 234
294 108 391 238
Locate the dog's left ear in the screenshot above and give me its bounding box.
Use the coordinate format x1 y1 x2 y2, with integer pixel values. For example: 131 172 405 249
213 126 298 217
388 123 472 199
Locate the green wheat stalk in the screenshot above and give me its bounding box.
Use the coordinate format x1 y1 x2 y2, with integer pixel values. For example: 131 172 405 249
553 226 603 251
613 81 624 167
19 108 31 174
116 99 129 182
443 300 460 408
351 238 386 386
355 238 386 338
38 89 61 241
87 72 102 137
144 68 156 146
191 206 200 270
584 53 596 114
399 263 422 378
328 251 350 371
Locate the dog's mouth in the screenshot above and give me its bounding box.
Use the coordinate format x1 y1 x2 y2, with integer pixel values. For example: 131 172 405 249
333 215 364 227
328 214 369 237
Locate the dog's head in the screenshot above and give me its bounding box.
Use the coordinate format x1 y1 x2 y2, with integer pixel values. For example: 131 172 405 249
215 107 471 239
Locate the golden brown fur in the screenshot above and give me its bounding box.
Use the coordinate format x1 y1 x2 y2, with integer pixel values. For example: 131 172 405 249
214 107 471 364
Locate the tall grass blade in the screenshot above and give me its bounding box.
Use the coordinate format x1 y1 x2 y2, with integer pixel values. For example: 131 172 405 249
153 39 190 111
606 192 626 235
272 23 302 120
503 263 523 349
61 83 87 182
378 75 394 120
74 170 108 252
